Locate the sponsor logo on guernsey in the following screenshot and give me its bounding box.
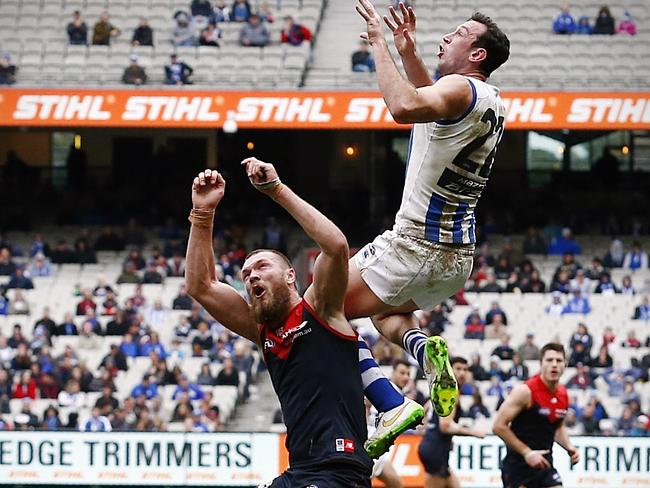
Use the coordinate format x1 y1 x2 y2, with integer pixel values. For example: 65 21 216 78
335 438 355 453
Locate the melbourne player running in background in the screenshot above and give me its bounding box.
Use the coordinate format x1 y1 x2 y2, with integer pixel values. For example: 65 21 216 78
493 343 579 488
352 0 510 433
418 356 486 488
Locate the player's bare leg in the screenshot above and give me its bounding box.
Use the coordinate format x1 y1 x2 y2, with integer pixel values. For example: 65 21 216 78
424 472 461 488
346 262 458 418
376 461 404 488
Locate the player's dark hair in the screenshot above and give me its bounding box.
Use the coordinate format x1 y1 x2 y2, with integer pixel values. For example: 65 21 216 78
540 343 565 360
245 249 293 269
469 12 510 77
393 359 411 370
451 356 468 366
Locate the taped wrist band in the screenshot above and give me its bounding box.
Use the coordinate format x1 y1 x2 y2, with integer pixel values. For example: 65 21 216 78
188 208 215 228
254 177 281 190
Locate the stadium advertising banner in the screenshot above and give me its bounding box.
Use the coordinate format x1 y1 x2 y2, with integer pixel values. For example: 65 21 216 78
369 435 650 488
1 89 650 130
0 432 279 486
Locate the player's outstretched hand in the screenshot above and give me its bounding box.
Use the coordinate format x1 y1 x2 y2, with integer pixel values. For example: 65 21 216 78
191 169 226 211
356 0 385 45
241 157 282 197
384 2 416 56
567 446 580 465
524 450 551 469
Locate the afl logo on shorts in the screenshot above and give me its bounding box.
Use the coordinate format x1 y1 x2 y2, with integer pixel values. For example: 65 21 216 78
362 244 376 260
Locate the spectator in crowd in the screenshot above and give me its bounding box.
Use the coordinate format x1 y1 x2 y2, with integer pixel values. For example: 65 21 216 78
485 314 507 340
58 379 84 408
562 288 591 314
76 290 96 316
7 267 34 290
0 249 16 276
522 269 546 293
0 53 16 85
33 307 56 340
594 272 617 295
143 263 163 284
467 391 490 419
201 22 222 46
12 371 37 400
216 357 240 387
517 333 540 361
120 334 139 358
132 17 153 46
491 334 514 361
548 228 580 255
351 40 375 72
555 252 581 280
567 363 595 390
633 296 650 320
211 0 230 22
585 258 606 281
74 239 97 264
602 326 616 348
81 408 112 432
173 284 194 310
125 249 146 270
173 11 196 46
593 6 615 35
197 363 215 385
67 11 88 45
621 330 641 348
140 332 167 359
281 15 312 46
591 345 613 368
9 290 29 315
617 11 637 36
95 227 124 251
623 241 648 270
621 380 640 406
28 253 52 277
467 353 487 382
603 239 624 268
14 398 39 430
230 0 251 22
570 323 593 354
545 291 565 316
55 313 78 336
131 374 158 400
191 321 214 351
580 404 600 434
506 353 529 381
101 344 128 372
620 275 636 295
29 234 50 258
569 269 591 295
50 240 75 264
552 2 576 34
551 270 571 294
41 406 63 431
95 385 119 415
117 263 141 285
239 14 270 47
480 272 503 292
576 16 592 34
498 238 524 268
486 375 504 397
122 54 147 85
101 291 118 316
485 301 507 325
568 342 591 367
192 0 214 22
174 316 193 339
168 254 186 277
494 257 513 280
165 54 194 85
92 12 120 45
522 227 547 254
258 2 275 23
78 321 101 350
173 374 204 401
0 288 7 316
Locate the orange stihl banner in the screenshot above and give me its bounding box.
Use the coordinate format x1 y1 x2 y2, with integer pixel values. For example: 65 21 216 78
1 89 650 129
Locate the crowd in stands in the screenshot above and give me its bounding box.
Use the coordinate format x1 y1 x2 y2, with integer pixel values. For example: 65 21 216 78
0 226 257 432
0 53 16 85
553 2 637 35
0 220 649 435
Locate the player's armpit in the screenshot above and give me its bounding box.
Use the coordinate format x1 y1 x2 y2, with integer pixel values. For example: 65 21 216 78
190 281 260 346
391 74 473 124
492 384 532 456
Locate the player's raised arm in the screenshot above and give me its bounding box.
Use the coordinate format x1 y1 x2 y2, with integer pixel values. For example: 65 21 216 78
357 0 473 123
242 158 351 327
493 384 551 469
383 2 433 88
185 169 260 345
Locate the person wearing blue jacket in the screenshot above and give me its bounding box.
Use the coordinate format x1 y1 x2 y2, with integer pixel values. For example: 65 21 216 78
553 2 576 34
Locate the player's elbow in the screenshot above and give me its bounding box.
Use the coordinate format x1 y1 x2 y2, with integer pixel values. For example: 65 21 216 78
326 232 349 259
492 421 506 437
185 276 211 300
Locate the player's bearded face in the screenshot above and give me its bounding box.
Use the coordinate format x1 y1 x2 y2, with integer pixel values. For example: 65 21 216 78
251 278 292 327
